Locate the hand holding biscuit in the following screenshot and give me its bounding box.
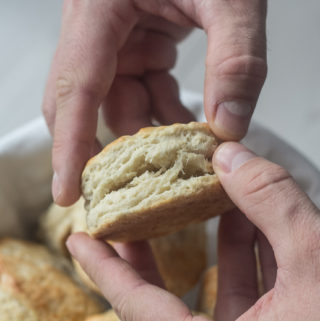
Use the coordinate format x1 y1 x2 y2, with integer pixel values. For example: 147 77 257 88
42 0 267 206
67 142 320 321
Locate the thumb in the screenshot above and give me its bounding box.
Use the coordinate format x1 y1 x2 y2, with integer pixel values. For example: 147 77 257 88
202 0 267 140
212 142 320 273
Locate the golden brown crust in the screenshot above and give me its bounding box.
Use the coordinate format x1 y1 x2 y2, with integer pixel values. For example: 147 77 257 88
93 176 233 241
0 238 102 320
197 265 218 317
150 223 207 297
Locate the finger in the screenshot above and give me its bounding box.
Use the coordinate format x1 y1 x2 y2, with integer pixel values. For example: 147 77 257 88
117 28 177 75
51 1 138 206
215 209 258 321
201 0 268 140
256 230 277 292
212 142 320 274
112 241 164 287
102 76 152 136
144 71 195 124
138 15 191 41
67 233 208 321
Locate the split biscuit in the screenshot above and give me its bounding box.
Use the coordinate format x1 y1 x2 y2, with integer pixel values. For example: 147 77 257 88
82 122 234 241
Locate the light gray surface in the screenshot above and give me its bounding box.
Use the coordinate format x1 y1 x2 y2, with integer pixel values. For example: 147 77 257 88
0 0 319 169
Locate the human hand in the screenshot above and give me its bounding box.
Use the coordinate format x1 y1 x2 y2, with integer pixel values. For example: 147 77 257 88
213 142 320 320
67 142 320 320
43 0 267 206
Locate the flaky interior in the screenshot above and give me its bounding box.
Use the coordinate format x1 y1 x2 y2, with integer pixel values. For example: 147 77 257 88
82 124 218 230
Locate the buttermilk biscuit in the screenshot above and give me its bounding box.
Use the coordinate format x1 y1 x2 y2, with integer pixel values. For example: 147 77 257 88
71 200 101 294
38 199 85 256
0 238 102 321
72 218 208 297
197 265 218 317
40 199 208 297
38 198 86 257
74 222 208 297
82 122 234 241
150 223 207 297
39 198 101 294
76 200 207 297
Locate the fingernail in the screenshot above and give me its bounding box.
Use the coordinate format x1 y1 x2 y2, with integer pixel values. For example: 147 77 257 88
213 143 256 173
215 101 252 138
66 236 76 257
52 172 61 202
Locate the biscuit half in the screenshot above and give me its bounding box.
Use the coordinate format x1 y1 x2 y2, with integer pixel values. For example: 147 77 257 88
82 122 234 241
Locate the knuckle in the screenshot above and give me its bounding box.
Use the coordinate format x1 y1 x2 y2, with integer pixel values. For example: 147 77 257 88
214 54 267 83
241 163 292 210
56 73 100 109
114 279 147 319
56 75 75 107
245 164 291 196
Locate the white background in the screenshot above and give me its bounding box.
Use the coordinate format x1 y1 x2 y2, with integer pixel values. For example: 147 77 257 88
1 0 320 169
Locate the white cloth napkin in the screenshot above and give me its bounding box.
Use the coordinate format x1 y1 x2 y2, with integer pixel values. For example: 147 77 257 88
0 91 319 239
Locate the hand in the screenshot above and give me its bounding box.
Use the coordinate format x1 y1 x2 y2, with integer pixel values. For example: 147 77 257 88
67 142 320 321
42 0 268 206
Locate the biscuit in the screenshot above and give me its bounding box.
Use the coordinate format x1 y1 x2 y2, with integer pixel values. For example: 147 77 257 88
0 238 102 321
73 220 208 297
71 203 208 297
39 199 208 297
82 122 234 241
197 265 218 317
38 200 81 256
150 223 207 297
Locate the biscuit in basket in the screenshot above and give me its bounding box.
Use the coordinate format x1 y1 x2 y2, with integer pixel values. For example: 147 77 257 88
0 238 102 321
38 199 84 256
197 265 218 317
73 218 208 297
82 122 234 241
70 203 208 297
150 222 207 297
39 199 208 297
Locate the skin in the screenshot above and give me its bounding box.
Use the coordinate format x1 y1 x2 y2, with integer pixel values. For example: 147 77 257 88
67 143 320 321
42 0 268 206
